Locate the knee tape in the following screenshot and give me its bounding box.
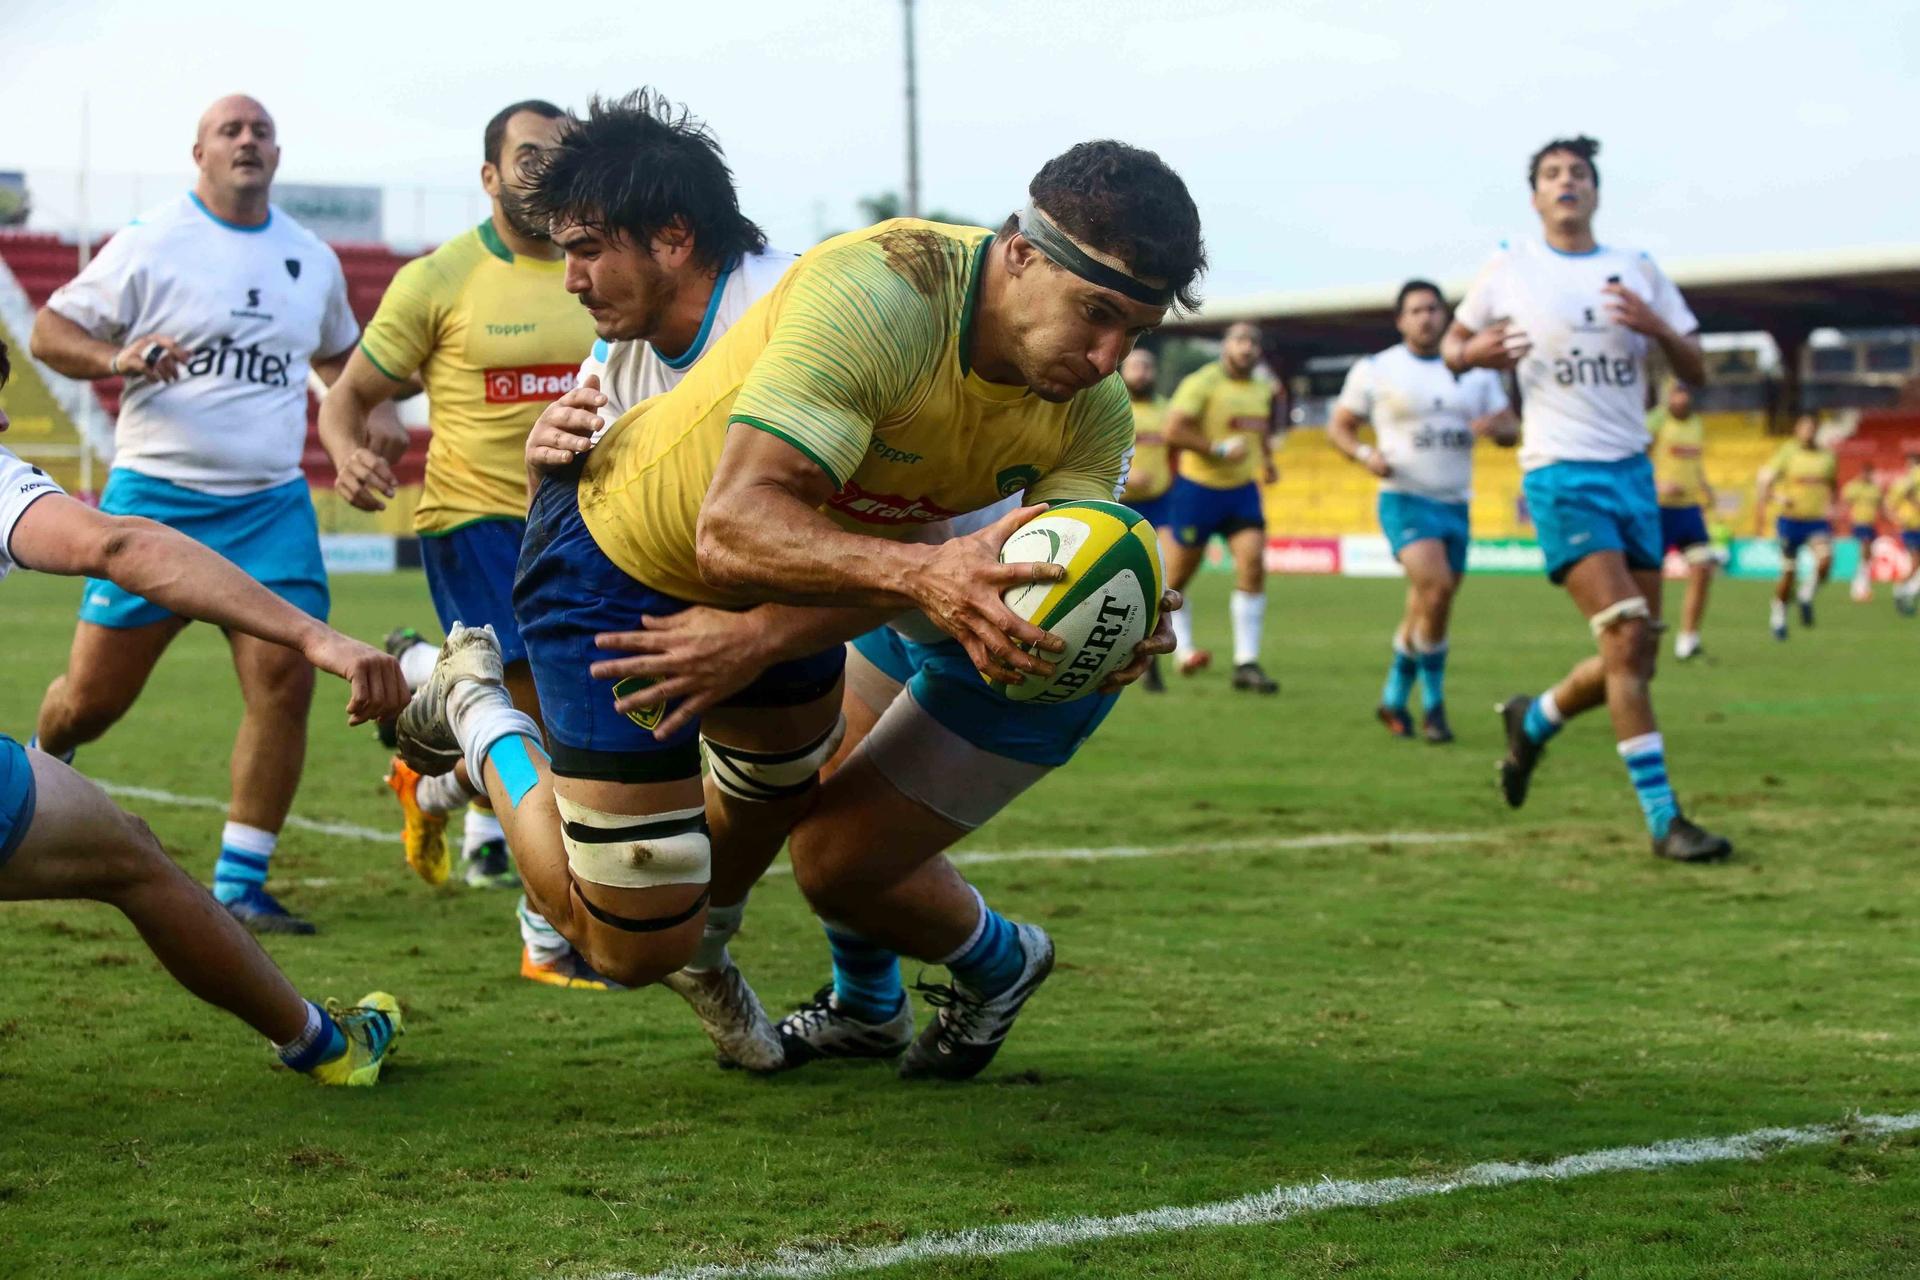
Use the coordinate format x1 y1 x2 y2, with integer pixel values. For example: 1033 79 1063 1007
702 714 847 803
1588 595 1651 638
555 797 710 890
1682 543 1718 568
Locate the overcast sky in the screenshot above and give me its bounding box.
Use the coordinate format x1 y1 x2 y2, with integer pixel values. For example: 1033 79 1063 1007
7 0 1916 303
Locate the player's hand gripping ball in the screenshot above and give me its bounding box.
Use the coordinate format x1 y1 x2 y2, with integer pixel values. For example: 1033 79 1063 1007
993 500 1163 704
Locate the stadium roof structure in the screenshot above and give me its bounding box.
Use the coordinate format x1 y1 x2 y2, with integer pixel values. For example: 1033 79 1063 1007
1164 244 1920 364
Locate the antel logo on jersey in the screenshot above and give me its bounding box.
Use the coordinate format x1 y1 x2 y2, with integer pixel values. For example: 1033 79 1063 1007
828 480 962 526
484 365 579 404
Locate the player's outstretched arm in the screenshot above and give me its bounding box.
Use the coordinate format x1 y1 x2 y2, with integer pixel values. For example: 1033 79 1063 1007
8 496 406 724
316 349 412 511
697 428 1065 684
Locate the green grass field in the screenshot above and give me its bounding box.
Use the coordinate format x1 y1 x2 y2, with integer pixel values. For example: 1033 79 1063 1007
2 568 1918 1278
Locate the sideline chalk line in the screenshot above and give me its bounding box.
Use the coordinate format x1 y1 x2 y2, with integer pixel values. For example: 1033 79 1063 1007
96 780 1479 876
593 1111 1920 1280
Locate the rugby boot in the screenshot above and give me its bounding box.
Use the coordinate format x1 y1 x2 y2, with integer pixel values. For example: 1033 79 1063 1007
776 985 915 1070
1495 694 1546 810
662 961 786 1073
1231 661 1278 694
385 757 450 887
1422 705 1454 744
377 625 433 749
462 839 520 889
224 885 317 936
520 946 625 992
1177 648 1211 676
395 623 503 776
899 923 1054 1082
1653 815 1733 864
305 993 403 1086
1376 705 1413 738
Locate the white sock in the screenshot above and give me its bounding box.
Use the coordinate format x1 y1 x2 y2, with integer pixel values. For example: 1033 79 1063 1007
446 680 542 788
461 805 505 856
688 897 747 973
398 641 438 689
1536 689 1565 726
1170 606 1196 657
517 895 570 966
1770 599 1787 625
414 770 473 816
933 887 989 967
1229 590 1265 666
1675 630 1700 655
270 999 327 1057
221 821 277 859
1797 575 1817 605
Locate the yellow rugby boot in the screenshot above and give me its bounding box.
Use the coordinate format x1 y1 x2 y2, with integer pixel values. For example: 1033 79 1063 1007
385 758 450 887
307 993 404 1087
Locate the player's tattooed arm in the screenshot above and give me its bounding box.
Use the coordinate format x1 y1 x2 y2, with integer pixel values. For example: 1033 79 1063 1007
697 427 1066 684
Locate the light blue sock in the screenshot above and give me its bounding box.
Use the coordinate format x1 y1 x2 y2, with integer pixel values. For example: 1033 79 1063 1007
825 923 904 1022
1618 732 1679 839
1415 642 1448 712
1380 642 1417 711
275 1000 346 1072
213 821 275 904
941 891 1025 999
1522 692 1564 746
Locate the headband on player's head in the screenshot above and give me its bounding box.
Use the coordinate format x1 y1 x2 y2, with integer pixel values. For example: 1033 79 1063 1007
1016 202 1174 308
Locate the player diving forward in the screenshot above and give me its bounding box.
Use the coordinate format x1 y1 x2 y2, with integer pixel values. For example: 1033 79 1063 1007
396 142 1200 1078
1329 278 1515 743
1648 380 1718 660
1445 134 1731 862
1754 412 1837 639
1160 321 1281 693
0 341 407 1085
1840 466 1883 602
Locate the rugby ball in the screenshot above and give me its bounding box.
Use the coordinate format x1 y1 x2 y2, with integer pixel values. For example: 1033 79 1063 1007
994 500 1163 704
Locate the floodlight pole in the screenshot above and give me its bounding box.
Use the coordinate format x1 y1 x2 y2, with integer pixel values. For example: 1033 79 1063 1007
903 0 921 218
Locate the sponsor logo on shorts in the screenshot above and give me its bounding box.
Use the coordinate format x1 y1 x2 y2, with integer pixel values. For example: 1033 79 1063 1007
828 480 960 526
612 677 665 732
485 365 578 404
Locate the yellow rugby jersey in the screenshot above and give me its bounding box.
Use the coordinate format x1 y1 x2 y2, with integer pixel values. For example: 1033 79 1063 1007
1890 466 1920 529
1125 394 1172 501
1648 410 1708 508
1842 475 1884 526
1169 361 1275 489
577 220 1134 605
359 220 595 534
1766 442 1838 520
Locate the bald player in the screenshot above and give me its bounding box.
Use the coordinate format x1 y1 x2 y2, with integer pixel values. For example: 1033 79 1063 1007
29 95 360 933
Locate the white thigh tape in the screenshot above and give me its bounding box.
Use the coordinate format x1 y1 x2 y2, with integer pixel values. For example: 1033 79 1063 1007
703 715 847 803
1589 595 1651 638
555 798 709 889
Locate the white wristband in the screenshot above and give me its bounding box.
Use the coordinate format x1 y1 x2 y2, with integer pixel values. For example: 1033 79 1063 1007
1211 440 1233 460
1354 444 1377 464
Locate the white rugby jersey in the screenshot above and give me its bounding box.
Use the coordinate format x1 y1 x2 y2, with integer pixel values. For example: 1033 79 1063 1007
46 194 359 495
1336 344 1508 503
0 447 66 582
577 248 797 443
1454 238 1695 472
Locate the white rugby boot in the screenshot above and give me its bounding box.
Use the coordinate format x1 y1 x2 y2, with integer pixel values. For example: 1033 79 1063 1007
395 623 504 776
661 961 786 1073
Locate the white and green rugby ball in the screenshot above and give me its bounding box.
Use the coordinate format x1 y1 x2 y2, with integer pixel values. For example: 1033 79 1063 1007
995 499 1163 704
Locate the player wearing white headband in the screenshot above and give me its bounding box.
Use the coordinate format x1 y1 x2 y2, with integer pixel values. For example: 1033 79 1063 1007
1445 135 1731 863
394 141 1200 1080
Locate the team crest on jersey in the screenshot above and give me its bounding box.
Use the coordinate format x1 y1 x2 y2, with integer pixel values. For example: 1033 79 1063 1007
995 464 1041 496
485 365 579 404
284 258 301 280
828 480 961 526
612 677 665 731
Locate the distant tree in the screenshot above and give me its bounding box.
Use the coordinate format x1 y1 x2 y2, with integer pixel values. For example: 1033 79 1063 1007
822 191 982 242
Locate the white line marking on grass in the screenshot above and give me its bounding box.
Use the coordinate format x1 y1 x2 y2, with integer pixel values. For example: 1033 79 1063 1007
594 1112 1920 1280
98 782 394 844
95 780 1479 869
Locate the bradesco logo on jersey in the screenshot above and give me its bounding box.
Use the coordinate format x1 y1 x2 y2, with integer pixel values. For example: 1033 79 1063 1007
484 365 578 404
828 480 962 526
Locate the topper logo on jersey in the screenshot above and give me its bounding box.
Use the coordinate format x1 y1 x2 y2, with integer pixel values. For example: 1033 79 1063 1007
828 480 961 526
182 336 293 387
484 364 578 404
1554 347 1638 389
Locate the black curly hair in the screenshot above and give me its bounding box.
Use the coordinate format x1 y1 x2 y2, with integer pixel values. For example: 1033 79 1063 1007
524 89 766 267
1528 135 1601 190
1018 140 1206 313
